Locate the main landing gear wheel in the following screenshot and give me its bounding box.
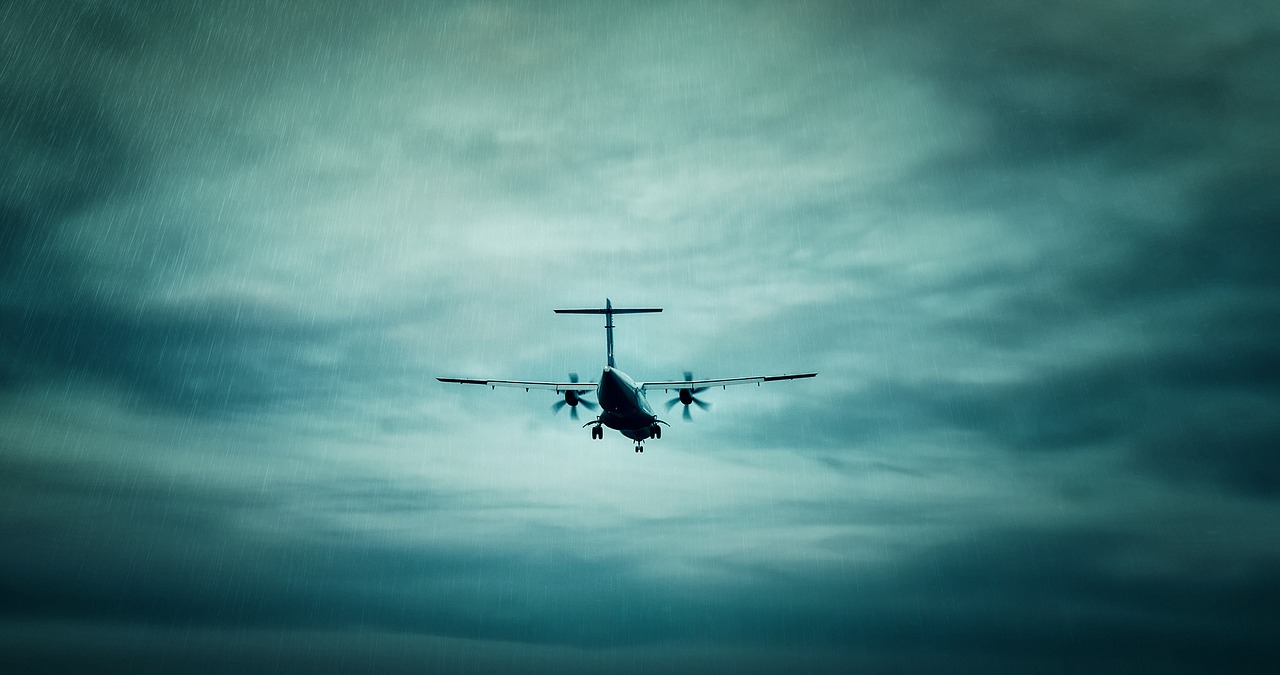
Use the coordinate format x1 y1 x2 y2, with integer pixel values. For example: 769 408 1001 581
634 443 644 453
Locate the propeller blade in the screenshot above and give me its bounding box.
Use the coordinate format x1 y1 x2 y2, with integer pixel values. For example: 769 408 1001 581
553 374 592 419
671 372 712 420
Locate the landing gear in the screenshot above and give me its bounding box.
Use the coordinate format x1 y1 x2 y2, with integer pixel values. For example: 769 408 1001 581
590 425 603 440
634 443 644 453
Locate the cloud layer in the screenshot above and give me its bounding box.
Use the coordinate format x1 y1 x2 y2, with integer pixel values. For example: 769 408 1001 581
3 1 1278 672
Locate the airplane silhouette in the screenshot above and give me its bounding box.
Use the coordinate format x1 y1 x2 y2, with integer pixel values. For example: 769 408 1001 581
438 299 816 453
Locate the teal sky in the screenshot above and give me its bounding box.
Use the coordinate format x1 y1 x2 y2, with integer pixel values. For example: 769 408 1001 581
3 1 1278 672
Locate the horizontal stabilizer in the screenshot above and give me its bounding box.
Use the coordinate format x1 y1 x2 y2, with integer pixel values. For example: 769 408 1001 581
554 307 661 314
554 298 659 367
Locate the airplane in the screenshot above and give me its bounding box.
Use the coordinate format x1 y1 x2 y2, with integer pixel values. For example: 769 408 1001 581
437 299 816 453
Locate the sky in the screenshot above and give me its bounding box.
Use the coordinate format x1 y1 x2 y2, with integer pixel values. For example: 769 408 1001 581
2 0 1278 672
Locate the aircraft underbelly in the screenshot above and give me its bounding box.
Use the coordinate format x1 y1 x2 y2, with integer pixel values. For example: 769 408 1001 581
620 428 653 441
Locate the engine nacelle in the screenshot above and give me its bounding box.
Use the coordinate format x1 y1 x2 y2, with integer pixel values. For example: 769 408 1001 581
678 389 694 405
564 390 580 407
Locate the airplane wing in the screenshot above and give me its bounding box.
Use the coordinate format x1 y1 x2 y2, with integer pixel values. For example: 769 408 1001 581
640 373 816 391
436 378 596 393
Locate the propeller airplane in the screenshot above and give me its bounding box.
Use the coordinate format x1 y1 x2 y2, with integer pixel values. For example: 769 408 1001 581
438 299 816 453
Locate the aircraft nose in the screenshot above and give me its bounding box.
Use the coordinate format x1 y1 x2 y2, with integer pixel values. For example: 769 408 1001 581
600 367 620 387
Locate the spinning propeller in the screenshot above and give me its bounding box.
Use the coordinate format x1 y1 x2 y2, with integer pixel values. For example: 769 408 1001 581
665 371 711 421
551 373 597 420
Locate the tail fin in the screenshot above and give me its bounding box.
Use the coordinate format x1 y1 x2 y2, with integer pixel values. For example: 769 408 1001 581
555 298 661 367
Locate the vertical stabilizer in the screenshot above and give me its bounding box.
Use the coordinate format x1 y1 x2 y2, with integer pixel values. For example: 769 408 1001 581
554 299 662 368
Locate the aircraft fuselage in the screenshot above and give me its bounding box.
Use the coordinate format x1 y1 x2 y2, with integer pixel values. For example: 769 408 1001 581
596 366 661 441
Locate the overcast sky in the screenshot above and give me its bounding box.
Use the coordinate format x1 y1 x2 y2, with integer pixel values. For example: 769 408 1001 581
3 1 1278 672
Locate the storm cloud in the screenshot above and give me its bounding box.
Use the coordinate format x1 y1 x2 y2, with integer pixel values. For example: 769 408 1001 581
3 1 1278 672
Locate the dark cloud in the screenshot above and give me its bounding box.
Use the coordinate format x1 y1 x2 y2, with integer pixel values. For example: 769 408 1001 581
756 318 1280 495
0 80 148 287
0 295 421 416
5 446 1276 671
752 0 1280 500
